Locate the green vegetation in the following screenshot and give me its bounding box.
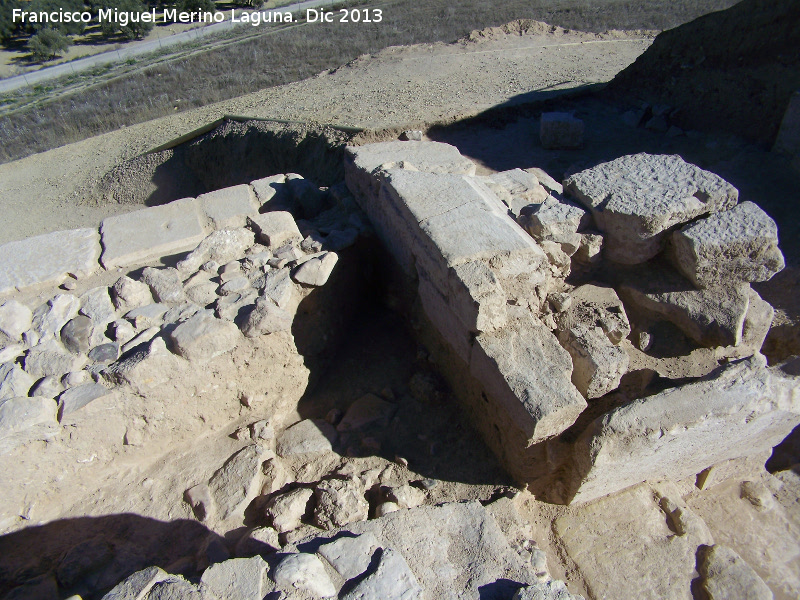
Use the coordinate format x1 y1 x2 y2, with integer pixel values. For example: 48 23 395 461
0 0 739 163
28 27 72 60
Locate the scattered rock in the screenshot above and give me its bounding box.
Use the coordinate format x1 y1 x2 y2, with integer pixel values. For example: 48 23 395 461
337 393 397 432
124 304 169 330
235 527 281 557
0 300 33 340
317 532 380 580
240 297 293 338
185 483 214 522
102 337 181 394
79 287 116 326
557 324 629 399
384 484 425 510
401 130 423 141
513 580 586 600
200 556 267 600
29 375 64 399
248 212 302 248
0 396 58 438
58 382 111 418
31 294 81 340
0 363 34 400
24 343 87 378
61 315 94 354
111 276 153 312
101 566 169 600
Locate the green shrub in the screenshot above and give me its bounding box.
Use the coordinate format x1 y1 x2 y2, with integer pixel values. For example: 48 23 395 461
28 28 71 61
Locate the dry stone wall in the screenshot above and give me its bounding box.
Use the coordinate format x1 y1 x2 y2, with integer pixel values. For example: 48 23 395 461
344 140 800 505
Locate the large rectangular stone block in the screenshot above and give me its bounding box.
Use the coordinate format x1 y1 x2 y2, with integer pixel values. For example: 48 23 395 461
470 314 587 444
197 184 258 230
344 141 477 177
0 228 100 295
568 354 800 504
100 198 207 269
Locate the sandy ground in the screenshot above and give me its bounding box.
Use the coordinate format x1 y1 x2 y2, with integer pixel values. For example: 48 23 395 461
0 24 653 245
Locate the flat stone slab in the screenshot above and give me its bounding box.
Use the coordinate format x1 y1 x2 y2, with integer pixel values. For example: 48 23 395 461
564 153 738 264
100 198 207 269
248 212 302 248
471 314 587 444
345 141 477 177
567 355 800 504
0 228 100 295
197 185 258 230
672 201 785 288
0 396 58 438
58 382 112 418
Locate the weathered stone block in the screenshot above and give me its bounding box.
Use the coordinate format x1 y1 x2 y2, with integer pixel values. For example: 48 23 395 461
540 112 584 149
568 355 800 504
0 228 100 295
100 198 206 269
247 212 302 248
177 228 255 274
672 202 784 288
169 312 240 363
197 185 258 230
471 314 587 444
564 154 738 263
557 324 629 399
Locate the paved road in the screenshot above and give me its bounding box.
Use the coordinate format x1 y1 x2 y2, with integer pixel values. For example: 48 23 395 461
0 0 338 94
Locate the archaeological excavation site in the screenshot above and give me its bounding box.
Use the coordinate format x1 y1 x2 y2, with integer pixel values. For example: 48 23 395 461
1 1 799 599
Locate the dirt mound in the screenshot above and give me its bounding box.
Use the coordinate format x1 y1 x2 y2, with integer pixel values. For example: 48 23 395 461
95 120 355 208
461 19 566 43
606 0 800 147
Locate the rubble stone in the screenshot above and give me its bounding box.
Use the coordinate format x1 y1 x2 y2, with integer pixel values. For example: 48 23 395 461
61 315 93 354
101 566 169 600
140 268 186 304
514 580 586 600
276 419 337 457
200 556 267 600
337 393 397 432
240 297 293 338
58 382 111 418
0 396 58 437
292 251 338 286
340 547 423 600
672 201 785 288
111 277 153 312
0 300 32 340
0 363 34 400
177 228 256 274
314 478 369 530
169 313 240 363
557 324 629 399
265 488 314 533
317 532 380 580
564 153 739 263
272 552 336 598
555 284 630 345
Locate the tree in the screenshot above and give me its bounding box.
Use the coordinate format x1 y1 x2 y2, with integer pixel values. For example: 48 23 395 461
0 0 22 45
94 0 155 40
28 27 71 61
177 0 216 14
27 0 86 36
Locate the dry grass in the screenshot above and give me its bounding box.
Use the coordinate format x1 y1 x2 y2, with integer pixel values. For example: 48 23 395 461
0 0 738 163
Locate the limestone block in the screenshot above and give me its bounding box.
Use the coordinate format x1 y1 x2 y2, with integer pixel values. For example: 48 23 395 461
471 314 587 444
540 113 584 149
239 296 293 338
260 268 293 309
554 484 710 600
247 212 302 248
672 202 784 288
695 451 771 490
140 267 186 305
620 267 750 347
276 419 337 457
100 198 206 269
482 169 549 206
313 477 369 530
0 228 100 296
344 141 476 179
557 324 629 399
337 393 397 432
251 174 288 206
200 556 267 600
555 284 630 345
418 274 472 362
265 489 314 534
447 260 507 333
102 337 182 394
79 287 116 327
292 251 338 286
740 289 774 354
525 167 563 195
568 355 800 504
197 185 258 230
111 276 153 312
0 362 34 401
176 228 255 274
272 553 336 598
24 343 86 378
521 196 590 245
700 545 774 600
564 154 738 263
